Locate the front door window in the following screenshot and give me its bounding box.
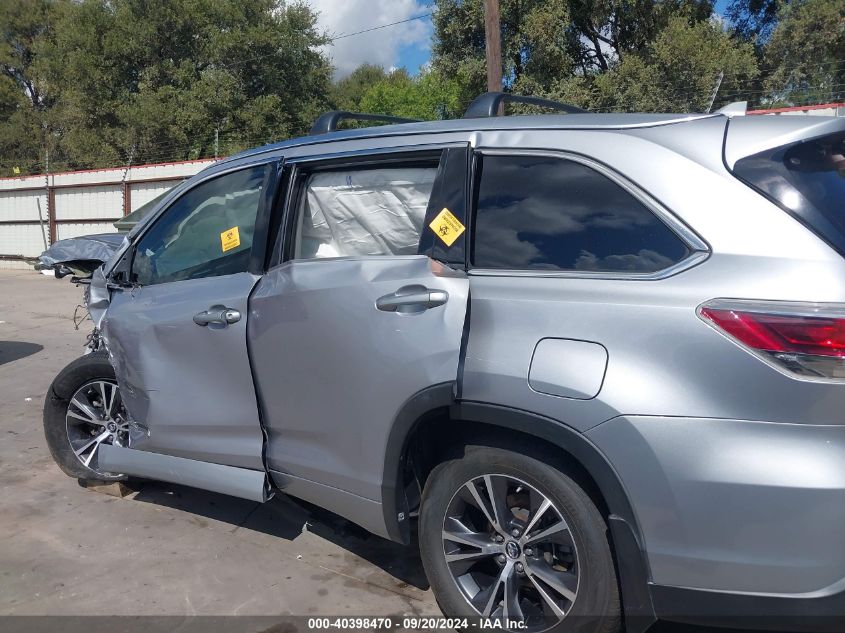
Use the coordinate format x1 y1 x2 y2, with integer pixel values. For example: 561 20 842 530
132 165 266 285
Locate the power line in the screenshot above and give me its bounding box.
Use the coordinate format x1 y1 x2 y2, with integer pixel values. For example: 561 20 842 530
170 12 433 73
331 13 433 41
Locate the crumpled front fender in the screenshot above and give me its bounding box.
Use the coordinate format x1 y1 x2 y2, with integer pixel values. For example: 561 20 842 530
87 266 112 329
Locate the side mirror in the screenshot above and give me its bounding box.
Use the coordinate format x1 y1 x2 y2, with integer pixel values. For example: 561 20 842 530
53 264 74 279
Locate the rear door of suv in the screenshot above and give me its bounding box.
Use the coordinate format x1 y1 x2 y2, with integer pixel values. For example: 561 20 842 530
248 140 471 535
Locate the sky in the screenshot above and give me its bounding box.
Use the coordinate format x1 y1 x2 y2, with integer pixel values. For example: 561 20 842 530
308 0 434 78
310 0 733 79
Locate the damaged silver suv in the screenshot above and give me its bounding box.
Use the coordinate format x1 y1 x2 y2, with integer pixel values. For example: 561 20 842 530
43 93 845 632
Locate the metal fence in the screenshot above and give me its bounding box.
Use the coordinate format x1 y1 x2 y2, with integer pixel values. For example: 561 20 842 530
0 158 216 270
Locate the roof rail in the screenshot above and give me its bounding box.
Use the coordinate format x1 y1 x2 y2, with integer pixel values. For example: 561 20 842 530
464 92 587 118
309 111 421 135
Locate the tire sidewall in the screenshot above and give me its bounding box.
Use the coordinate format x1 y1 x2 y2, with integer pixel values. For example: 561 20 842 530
43 351 125 482
419 445 620 632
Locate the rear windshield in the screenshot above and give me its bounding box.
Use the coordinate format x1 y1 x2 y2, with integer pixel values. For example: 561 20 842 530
732 131 845 255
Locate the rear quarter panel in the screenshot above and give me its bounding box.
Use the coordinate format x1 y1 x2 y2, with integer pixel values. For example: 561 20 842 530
463 125 845 429
462 125 845 593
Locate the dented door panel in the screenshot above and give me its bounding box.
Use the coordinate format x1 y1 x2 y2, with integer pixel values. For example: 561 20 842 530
249 255 468 501
102 271 264 470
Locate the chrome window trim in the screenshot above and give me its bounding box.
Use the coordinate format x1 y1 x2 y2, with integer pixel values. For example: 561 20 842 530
469 250 709 280
281 140 468 167
468 148 710 280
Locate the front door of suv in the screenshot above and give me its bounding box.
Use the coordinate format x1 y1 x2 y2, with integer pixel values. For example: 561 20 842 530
102 161 278 473
248 146 470 535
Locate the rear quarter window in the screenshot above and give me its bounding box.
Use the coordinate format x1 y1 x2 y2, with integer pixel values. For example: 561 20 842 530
732 131 845 255
471 154 691 273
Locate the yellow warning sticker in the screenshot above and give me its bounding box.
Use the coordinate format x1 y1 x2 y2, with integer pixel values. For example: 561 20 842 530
429 207 465 247
220 226 241 252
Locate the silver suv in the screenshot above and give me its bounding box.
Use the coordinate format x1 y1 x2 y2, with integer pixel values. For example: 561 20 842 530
43 93 845 632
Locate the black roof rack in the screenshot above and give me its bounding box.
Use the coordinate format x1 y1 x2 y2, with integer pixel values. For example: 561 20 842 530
463 92 587 118
309 111 421 135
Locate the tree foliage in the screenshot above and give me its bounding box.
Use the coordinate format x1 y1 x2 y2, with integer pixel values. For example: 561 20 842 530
725 0 786 41
359 68 466 121
761 0 845 104
330 63 388 112
591 16 759 112
0 0 53 173
0 0 332 174
431 0 716 99
427 0 845 114
0 0 841 177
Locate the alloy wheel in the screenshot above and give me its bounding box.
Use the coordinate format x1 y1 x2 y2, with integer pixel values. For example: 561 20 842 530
65 379 128 472
442 474 579 630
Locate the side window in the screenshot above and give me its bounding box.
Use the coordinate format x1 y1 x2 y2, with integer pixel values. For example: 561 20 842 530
293 166 437 259
472 154 690 273
132 165 265 285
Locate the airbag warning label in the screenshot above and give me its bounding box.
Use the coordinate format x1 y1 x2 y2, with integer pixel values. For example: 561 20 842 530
221 226 241 252
429 208 465 247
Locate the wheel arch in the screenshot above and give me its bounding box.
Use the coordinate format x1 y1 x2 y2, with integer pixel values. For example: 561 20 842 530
380 387 657 631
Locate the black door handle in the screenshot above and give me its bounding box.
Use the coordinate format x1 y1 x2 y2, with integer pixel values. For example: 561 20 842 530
376 285 449 314
193 305 241 326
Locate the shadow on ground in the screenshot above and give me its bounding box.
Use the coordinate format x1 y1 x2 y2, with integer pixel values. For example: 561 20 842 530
74 482 809 633
123 479 429 590
0 341 43 366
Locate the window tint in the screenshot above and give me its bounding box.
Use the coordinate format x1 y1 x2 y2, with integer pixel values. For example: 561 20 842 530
472 155 690 272
733 132 845 256
293 166 436 259
132 166 265 285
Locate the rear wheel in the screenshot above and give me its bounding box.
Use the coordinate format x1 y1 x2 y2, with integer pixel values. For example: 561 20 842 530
43 352 127 481
419 445 620 632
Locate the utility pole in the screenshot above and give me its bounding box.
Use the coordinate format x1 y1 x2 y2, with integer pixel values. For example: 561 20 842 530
214 127 219 160
483 0 503 95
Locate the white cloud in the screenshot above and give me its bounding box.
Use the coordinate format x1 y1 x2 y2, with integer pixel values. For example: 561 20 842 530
308 0 432 78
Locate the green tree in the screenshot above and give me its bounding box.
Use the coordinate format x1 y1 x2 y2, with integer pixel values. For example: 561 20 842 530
589 16 759 112
761 0 845 105
331 63 388 111
431 0 715 100
431 0 573 106
31 0 332 170
431 1 759 114
0 0 54 174
566 0 714 71
359 67 465 121
726 0 786 42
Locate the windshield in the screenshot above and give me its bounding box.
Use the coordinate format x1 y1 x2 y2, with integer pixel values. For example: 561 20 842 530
113 189 172 233
732 131 845 255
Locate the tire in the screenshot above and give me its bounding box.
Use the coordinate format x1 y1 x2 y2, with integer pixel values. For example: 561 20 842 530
419 445 621 633
43 351 127 482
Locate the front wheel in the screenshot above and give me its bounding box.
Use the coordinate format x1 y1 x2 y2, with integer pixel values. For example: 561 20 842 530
419 445 620 633
43 351 127 481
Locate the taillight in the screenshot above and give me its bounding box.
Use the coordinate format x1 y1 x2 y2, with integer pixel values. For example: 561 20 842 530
698 300 845 379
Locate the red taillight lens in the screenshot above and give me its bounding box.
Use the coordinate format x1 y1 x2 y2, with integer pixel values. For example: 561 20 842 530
699 300 845 379
700 307 845 358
